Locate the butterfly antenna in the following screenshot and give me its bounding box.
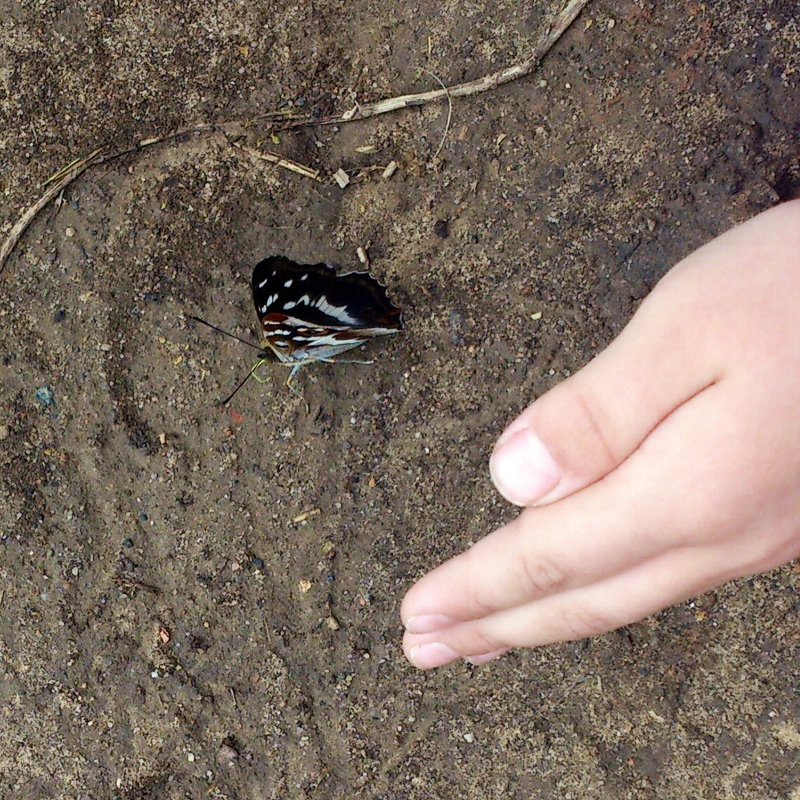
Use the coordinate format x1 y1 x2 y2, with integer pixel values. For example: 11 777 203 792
188 315 264 352
220 359 267 405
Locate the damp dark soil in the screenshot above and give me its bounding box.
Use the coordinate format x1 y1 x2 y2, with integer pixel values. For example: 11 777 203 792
1 1 798 797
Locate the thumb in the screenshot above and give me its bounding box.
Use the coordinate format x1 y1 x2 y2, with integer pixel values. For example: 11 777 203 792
490 279 720 506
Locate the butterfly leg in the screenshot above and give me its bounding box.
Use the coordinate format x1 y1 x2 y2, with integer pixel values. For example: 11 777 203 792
285 363 308 394
252 359 271 384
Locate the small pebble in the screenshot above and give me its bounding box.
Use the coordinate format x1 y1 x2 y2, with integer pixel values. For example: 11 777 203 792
382 160 398 179
217 744 239 765
187 752 195 763
250 556 265 571
463 732 475 743
449 310 465 344
65 227 75 238
122 538 134 549
333 168 350 189
0 425 8 441
434 219 450 238
326 615 341 631
35 387 55 408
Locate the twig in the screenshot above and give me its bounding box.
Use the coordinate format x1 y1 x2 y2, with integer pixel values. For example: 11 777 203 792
0 0 591 277
292 508 321 524
0 123 311 275
108 122 221 162
231 142 322 181
279 0 591 129
422 68 452 161
0 147 104 275
0 125 221 276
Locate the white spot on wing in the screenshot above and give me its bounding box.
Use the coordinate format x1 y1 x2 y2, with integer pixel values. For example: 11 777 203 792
258 279 268 288
284 279 293 288
305 332 365 348
313 296 359 325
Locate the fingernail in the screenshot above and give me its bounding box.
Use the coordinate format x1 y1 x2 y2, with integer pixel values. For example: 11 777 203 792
404 614 455 634
408 642 460 670
465 648 508 666
494 418 528 449
489 427 561 506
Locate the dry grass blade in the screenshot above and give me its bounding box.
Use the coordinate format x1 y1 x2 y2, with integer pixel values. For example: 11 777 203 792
1 126 221 277
292 508 321 523
422 68 452 160
135 122 217 149
1 147 105 276
232 142 322 181
44 154 88 187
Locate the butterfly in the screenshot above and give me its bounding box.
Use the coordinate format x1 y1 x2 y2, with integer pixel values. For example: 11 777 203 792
191 256 403 402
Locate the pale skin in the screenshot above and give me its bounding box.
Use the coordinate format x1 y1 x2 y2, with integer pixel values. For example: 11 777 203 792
401 199 800 670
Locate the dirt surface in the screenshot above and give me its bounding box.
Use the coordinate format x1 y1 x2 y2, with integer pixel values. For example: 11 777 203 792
1 1 799 797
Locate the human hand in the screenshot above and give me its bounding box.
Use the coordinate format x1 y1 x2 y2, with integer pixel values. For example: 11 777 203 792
401 199 800 670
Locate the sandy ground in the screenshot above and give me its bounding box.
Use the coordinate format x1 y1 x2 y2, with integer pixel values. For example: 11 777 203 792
1 1 799 797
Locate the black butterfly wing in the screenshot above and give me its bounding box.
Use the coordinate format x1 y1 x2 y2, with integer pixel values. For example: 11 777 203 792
251 256 403 331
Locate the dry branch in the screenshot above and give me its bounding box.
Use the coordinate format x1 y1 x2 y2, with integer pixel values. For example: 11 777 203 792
0 0 592 277
279 0 591 129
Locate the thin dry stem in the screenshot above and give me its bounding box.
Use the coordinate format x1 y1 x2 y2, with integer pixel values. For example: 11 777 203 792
0 147 105 275
0 0 591 277
232 142 321 181
422 68 452 160
280 0 591 129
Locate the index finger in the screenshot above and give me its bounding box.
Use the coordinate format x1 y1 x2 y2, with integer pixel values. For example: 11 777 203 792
401 381 725 634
